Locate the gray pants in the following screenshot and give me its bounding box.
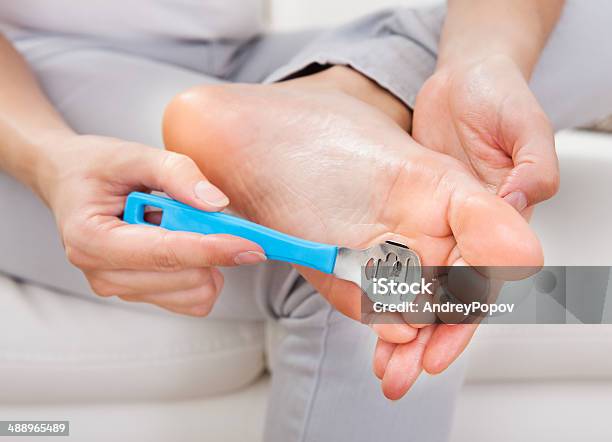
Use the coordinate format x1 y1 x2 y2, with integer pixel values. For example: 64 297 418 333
1 2 612 441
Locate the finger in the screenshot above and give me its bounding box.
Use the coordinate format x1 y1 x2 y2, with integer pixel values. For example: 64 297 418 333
87 267 216 297
381 325 435 400
88 224 265 271
403 292 436 327
119 270 224 317
448 189 544 268
118 147 230 212
373 338 397 380
143 210 162 225
422 323 478 374
370 322 418 344
498 107 559 208
300 267 418 344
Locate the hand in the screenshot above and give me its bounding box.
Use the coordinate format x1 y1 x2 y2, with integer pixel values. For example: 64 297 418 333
413 54 559 211
373 55 558 400
36 133 266 316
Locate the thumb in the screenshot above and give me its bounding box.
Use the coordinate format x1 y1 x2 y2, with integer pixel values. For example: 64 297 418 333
136 148 229 212
498 109 560 211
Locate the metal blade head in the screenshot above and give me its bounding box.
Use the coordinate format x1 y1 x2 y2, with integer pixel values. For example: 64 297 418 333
334 241 422 303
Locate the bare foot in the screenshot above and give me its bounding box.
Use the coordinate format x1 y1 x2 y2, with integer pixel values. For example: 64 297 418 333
162 67 542 346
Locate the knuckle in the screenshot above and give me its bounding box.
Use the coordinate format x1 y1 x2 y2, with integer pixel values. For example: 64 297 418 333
64 243 94 269
64 245 83 267
212 269 224 291
540 172 560 198
193 268 212 286
161 152 196 176
88 277 117 298
61 219 99 270
204 278 221 298
190 283 219 317
191 299 214 317
190 304 213 317
152 250 180 271
152 232 182 271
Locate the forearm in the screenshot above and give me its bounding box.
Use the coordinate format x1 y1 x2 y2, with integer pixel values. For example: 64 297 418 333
0 35 74 199
438 0 564 78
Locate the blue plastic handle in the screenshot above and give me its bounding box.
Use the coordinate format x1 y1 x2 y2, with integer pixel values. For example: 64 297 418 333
123 192 338 273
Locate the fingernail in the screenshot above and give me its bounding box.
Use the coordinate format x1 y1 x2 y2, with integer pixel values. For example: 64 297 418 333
503 191 528 212
195 181 229 208
234 251 267 265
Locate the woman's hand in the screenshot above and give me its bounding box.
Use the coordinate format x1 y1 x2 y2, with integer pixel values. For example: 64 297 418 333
377 55 559 400
35 133 266 316
373 0 565 400
0 36 264 316
413 55 559 211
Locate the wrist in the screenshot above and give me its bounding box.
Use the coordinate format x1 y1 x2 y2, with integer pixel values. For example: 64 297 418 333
437 0 563 81
19 129 78 207
435 53 529 82
437 39 538 80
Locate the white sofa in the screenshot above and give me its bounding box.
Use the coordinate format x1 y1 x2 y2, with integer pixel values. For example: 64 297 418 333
2 130 612 442
2 1 612 439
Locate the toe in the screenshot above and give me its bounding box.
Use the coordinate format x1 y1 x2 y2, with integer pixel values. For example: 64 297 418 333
449 190 544 268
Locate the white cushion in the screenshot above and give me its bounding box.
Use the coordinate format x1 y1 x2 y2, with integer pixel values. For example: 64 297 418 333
0 275 265 403
464 131 612 383
0 376 269 442
466 325 612 382
532 130 612 265
451 381 612 442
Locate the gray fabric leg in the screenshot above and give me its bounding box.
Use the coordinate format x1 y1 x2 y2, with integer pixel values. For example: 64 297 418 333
259 267 466 442
229 30 320 83
266 0 612 129
265 6 444 109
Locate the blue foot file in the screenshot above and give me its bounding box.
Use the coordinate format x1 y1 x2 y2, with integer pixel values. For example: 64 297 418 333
123 192 420 287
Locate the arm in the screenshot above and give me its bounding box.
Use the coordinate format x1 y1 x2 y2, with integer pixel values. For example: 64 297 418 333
379 1 565 399
413 1 564 211
438 0 564 78
0 34 265 315
0 36 73 200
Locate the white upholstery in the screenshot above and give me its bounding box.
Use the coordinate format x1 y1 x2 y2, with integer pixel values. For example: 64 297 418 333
1 0 611 439
532 130 612 266
461 130 612 386
0 378 269 442
452 130 612 442
452 382 612 442
0 276 266 403
465 324 612 383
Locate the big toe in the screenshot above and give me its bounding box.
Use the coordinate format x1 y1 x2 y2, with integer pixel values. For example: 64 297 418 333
449 191 544 269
